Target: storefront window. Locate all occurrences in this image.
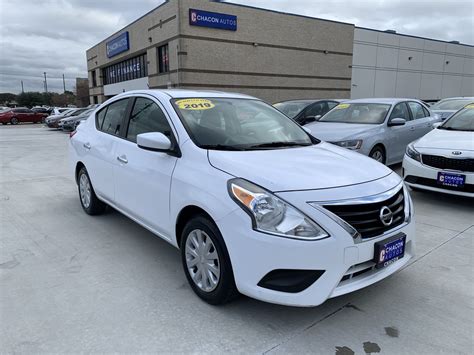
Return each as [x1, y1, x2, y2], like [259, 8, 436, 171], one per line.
[102, 53, 147, 85]
[158, 44, 169, 73]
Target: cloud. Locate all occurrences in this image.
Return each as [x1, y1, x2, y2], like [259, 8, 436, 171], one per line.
[0, 0, 472, 93]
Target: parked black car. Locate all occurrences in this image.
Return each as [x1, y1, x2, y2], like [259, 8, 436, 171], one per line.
[273, 99, 342, 125]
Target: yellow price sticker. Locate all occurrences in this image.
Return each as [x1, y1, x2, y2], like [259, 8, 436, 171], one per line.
[335, 103, 350, 109]
[176, 99, 215, 110]
[464, 103, 474, 109]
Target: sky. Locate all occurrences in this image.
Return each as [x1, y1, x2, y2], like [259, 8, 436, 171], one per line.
[0, 0, 472, 94]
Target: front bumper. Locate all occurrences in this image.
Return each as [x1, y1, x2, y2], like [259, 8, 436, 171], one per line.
[216, 181, 415, 307]
[403, 155, 474, 197]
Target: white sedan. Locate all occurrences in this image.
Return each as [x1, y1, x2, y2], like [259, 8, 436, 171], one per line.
[403, 104, 474, 197]
[70, 89, 415, 307]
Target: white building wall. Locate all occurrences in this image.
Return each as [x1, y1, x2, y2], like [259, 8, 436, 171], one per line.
[351, 28, 474, 100]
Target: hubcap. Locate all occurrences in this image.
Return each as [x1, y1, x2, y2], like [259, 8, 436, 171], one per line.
[371, 150, 383, 162]
[185, 229, 220, 292]
[79, 173, 91, 208]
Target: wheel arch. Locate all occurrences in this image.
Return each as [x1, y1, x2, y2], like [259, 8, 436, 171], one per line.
[175, 205, 216, 249]
[75, 161, 86, 185]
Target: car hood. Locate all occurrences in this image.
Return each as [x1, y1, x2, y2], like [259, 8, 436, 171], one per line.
[208, 142, 393, 192]
[414, 128, 474, 151]
[305, 122, 378, 141]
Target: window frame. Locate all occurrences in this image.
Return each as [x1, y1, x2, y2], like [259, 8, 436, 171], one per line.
[158, 44, 170, 74]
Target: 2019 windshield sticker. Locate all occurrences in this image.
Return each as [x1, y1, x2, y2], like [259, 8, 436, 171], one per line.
[465, 104, 474, 109]
[335, 104, 350, 109]
[176, 99, 215, 110]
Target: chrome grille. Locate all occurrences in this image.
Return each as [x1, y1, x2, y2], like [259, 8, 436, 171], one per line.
[324, 188, 405, 239]
[422, 155, 474, 172]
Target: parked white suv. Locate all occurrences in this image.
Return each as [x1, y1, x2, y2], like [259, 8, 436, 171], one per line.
[70, 90, 415, 307]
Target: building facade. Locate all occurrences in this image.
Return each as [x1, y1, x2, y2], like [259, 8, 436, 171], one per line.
[351, 27, 474, 100]
[87, 0, 473, 104]
[86, 0, 354, 104]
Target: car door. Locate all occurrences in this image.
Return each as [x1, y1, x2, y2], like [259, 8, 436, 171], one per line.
[84, 98, 131, 202]
[114, 96, 179, 238]
[386, 102, 419, 162]
[407, 101, 435, 137]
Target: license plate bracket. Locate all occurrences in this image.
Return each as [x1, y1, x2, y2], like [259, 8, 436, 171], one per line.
[373, 233, 406, 269]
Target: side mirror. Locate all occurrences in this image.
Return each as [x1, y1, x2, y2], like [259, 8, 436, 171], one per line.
[388, 118, 406, 127]
[302, 126, 312, 134]
[137, 132, 172, 152]
[304, 115, 317, 123]
[432, 122, 442, 129]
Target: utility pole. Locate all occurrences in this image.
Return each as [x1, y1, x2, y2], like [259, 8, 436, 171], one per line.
[43, 72, 48, 93]
[62, 74, 66, 93]
[21, 80, 24, 93]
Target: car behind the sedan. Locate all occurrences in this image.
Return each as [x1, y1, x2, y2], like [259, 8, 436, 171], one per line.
[70, 90, 415, 307]
[306, 98, 440, 165]
[403, 104, 474, 197]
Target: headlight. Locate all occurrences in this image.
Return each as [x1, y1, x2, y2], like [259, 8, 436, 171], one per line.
[228, 178, 329, 240]
[406, 143, 421, 162]
[331, 139, 363, 150]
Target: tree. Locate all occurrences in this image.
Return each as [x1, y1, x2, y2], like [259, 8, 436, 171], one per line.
[17, 92, 45, 107]
[0, 93, 17, 105]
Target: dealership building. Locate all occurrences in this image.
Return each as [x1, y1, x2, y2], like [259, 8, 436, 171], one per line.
[86, 0, 473, 104]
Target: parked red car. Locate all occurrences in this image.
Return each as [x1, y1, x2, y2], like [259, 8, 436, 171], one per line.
[0, 108, 47, 125]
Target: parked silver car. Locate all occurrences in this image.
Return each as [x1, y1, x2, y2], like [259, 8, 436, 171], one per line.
[306, 98, 440, 165]
[430, 97, 474, 120]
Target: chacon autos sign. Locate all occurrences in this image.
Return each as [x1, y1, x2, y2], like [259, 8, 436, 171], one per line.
[106, 32, 130, 58]
[189, 9, 237, 31]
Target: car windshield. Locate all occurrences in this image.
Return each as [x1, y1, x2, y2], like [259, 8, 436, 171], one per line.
[439, 105, 474, 131]
[76, 109, 94, 118]
[0, 108, 11, 113]
[431, 99, 474, 111]
[319, 103, 391, 124]
[273, 100, 314, 118]
[172, 98, 314, 150]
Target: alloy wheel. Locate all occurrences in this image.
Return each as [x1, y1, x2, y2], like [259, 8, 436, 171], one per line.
[185, 229, 221, 292]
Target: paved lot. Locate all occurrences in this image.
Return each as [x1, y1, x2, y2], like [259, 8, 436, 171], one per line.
[1, 124, 473, 354]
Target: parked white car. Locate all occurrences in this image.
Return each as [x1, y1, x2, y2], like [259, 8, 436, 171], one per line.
[70, 90, 415, 307]
[306, 99, 440, 165]
[430, 97, 474, 120]
[403, 104, 474, 197]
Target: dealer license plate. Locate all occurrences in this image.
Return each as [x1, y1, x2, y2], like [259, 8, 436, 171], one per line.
[437, 172, 465, 188]
[374, 233, 406, 269]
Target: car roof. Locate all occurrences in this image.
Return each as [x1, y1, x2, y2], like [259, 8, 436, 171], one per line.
[437, 97, 474, 101]
[119, 89, 256, 100]
[343, 98, 422, 105]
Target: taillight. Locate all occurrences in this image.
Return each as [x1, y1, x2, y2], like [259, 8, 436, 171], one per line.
[69, 130, 77, 138]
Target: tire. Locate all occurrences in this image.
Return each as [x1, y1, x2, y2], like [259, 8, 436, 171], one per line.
[180, 215, 239, 305]
[77, 167, 106, 215]
[10, 117, 19, 125]
[369, 145, 386, 164]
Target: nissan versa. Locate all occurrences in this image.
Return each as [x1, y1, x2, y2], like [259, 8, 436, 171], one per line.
[69, 90, 415, 307]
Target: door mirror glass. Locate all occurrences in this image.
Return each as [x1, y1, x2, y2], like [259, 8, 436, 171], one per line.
[137, 132, 172, 151]
[388, 118, 406, 127]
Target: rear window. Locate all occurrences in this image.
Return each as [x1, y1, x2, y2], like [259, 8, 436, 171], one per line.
[431, 99, 474, 111]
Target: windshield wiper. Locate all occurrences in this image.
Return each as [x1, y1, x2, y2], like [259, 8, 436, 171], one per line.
[247, 141, 312, 149]
[200, 144, 246, 151]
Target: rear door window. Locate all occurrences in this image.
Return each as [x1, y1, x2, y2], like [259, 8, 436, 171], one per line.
[98, 99, 129, 136]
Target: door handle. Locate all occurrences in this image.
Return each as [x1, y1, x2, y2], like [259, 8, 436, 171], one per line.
[409, 127, 415, 131]
[83, 142, 91, 150]
[117, 155, 128, 164]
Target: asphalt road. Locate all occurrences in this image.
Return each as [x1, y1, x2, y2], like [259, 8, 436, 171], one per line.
[1, 124, 473, 354]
